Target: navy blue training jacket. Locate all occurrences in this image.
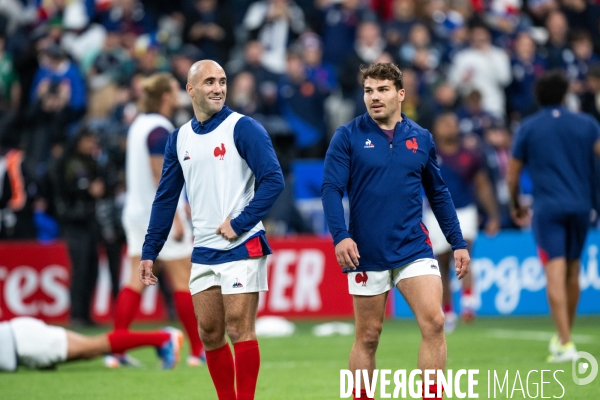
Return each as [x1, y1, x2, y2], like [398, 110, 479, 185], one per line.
[322, 113, 467, 272]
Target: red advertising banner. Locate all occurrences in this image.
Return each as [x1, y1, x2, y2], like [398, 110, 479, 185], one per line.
[259, 236, 354, 318]
[0, 237, 380, 323]
[0, 242, 71, 323]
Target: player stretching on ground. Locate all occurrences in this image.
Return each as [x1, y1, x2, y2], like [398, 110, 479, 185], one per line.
[322, 63, 470, 400]
[140, 60, 284, 400]
[508, 70, 600, 362]
[0, 317, 183, 371]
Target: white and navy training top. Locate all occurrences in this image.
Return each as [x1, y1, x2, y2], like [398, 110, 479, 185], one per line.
[141, 106, 284, 265]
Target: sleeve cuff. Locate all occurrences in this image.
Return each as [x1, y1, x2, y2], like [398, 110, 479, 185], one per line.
[450, 239, 468, 251]
[230, 219, 244, 236]
[333, 231, 351, 247]
[141, 252, 158, 263]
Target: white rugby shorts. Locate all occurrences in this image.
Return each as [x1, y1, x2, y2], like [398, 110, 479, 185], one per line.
[422, 204, 478, 255]
[348, 258, 441, 296]
[123, 218, 193, 261]
[10, 317, 67, 369]
[189, 256, 268, 295]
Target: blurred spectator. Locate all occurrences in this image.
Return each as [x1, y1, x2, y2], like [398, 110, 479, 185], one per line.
[506, 30, 546, 120]
[440, 11, 470, 64]
[107, 73, 146, 137]
[227, 71, 263, 116]
[87, 28, 135, 120]
[315, 0, 375, 68]
[0, 0, 28, 37]
[243, 0, 306, 73]
[0, 139, 37, 240]
[236, 40, 281, 115]
[90, 28, 135, 87]
[397, 67, 436, 131]
[50, 128, 104, 327]
[0, 28, 20, 128]
[398, 23, 442, 71]
[25, 44, 87, 177]
[339, 21, 387, 99]
[60, 1, 107, 73]
[300, 32, 337, 93]
[561, 0, 600, 46]
[540, 10, 570, 69]
[38, 0, 69, 26]
[448, 21, 511, 117]
[14, 26, 51, 123]
[133, 34, 170, 76]
[183, 0, 234, 64]
[565, 30, 598, 96]
[580, 64, 600, 121]
[484, 0, 533, 49]
[399, 23, 445, 89]
[431, 80, 459, 114]
[525, 0, 558, 26]
[94, 124, 127, 300]
[384, 0, 420, 52]
[482, 119, 517, 229]
[278, 52, 328, 158]
[99, 0, 156, 36]
[455, 89, 495, 138]
[171, 44, 201, 89]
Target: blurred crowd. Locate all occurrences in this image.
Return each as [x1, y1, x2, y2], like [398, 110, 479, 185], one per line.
[1, 0, 600, 247]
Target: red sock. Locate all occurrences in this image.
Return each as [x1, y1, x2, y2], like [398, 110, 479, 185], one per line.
[173, 291, 204, 357]
[423, 383, 443, 399]
[462, 287, 473, 296]
[353, 389, 373, 399]
[113, 287, 141, 330]
[234, 340, 260, 400]
[443, 303, 453, 313]
[205, 344, 236, 400]
[107, 330, 170, 353]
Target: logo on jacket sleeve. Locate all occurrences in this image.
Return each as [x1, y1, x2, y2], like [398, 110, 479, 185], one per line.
[406, 138, 418, 153]
[355, 272, 368, 286]
[183, 151, 191, 161]
[214, 143, 226, 160]
[364, 139, 375, 148]
[233, 278, 243, 288]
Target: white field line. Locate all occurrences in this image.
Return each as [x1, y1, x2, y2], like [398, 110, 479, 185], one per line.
[261, 360, 341, 369]
[486, 329, 596, 343]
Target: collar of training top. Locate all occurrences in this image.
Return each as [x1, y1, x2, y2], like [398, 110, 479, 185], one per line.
[191, 106, 233, 134]
[0, 322, 17, 372]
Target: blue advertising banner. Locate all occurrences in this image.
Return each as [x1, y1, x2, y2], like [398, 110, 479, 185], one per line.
[394, 230, 600, 317]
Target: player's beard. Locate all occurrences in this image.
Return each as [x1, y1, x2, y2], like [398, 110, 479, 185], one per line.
[370, 102, 397, 123]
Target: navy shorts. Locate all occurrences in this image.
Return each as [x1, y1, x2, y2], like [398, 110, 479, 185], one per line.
[532, 211, 590, 264]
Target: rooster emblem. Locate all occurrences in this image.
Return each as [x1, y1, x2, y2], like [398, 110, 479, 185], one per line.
[406, 138, 418, 153]
[214, 143, 226, 160]
[355, 272, 368, 286]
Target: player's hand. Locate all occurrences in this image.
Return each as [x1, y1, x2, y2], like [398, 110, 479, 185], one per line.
[454, 249, 470, 280]
[484, 216, 501, 237]
[139, 260, 158, 286]
[216, 217, 238, 241]
[510, 205, 531, 227]
[335, 238, 360, 271]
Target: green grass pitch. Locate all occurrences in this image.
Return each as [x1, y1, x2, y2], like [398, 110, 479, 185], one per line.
[1, 316, 598, 399]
